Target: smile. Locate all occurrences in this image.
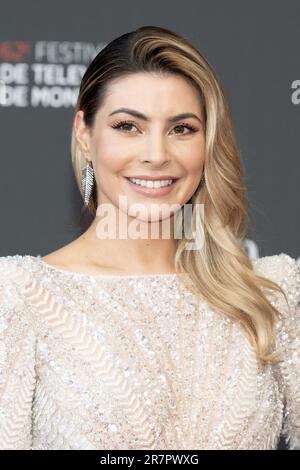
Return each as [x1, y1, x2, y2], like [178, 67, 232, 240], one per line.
[124, 177, 180, 197]
[128, 177, 174, 188]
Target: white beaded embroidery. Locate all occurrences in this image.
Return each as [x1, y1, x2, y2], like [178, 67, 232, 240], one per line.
[0, 252, 299, 450]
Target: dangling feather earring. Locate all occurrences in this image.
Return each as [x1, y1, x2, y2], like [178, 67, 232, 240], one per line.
[81, 160, 94, 206]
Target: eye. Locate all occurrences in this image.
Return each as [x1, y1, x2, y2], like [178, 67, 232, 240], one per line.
[111, 120, 198, 135]
[172, 123, 198, 135]
[111, 120, 138, 132]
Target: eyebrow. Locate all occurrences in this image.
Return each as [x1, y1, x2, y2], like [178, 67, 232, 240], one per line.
[108, 107, 202, 124]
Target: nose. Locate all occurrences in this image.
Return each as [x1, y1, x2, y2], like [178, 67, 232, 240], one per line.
[140, 133, 170, 166]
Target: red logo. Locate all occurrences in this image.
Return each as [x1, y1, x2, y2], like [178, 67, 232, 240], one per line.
[0, 41, 31, 61]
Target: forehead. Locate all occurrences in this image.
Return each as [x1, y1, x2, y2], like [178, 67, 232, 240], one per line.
[97, 72, 203, 118]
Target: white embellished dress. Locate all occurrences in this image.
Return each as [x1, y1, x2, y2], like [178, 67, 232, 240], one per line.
[0, 253, 299, 450]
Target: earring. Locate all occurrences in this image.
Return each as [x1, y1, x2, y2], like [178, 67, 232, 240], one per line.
[81, 160, 94, 206]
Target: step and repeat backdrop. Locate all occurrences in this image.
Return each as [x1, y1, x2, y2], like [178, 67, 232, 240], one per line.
[0, 0, 299, 266]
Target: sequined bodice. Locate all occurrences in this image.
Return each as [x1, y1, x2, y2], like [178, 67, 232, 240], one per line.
[0, 253, 299, 450]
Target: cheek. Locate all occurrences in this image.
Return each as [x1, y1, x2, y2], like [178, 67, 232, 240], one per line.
[178, 139, 205, 174]
[181, 154, 204, 176]
[93, 145, 127, 173]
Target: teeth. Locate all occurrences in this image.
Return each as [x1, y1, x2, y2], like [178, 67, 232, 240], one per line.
[128, 178, 173, 188]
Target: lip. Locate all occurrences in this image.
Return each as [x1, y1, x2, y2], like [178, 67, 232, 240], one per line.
[125, 175, 179, 181]
[124, 176, 180, 197]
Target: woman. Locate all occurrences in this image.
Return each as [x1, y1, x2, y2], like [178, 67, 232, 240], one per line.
[0, 25, 299, 450]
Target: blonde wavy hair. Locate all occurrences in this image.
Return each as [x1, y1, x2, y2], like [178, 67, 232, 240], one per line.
[71, 25, 289, 365]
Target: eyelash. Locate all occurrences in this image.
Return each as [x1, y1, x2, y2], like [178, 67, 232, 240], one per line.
[111, 120, 198, 135]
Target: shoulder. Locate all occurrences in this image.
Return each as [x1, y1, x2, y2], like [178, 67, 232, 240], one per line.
[0, 255, 42, 347]
[252, 253, 300, 305]
[0, 254, 32, 276]
[252, 253, 300, 330]
[0, 255, 34, 311]
[252, 252, 299, 278]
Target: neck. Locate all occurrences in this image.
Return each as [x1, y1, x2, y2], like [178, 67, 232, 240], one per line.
[77, 206, 178, 275]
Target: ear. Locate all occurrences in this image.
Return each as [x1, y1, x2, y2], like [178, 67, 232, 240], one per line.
[73, 110, 92, 161]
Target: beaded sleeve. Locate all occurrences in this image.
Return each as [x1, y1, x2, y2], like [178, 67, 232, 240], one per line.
[260, 254, 300, 449]
[276, 255, 300, 449]
[0, 258, 37, 450]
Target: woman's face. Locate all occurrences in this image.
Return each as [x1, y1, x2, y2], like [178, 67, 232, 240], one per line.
[74, 72, 205, 223]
